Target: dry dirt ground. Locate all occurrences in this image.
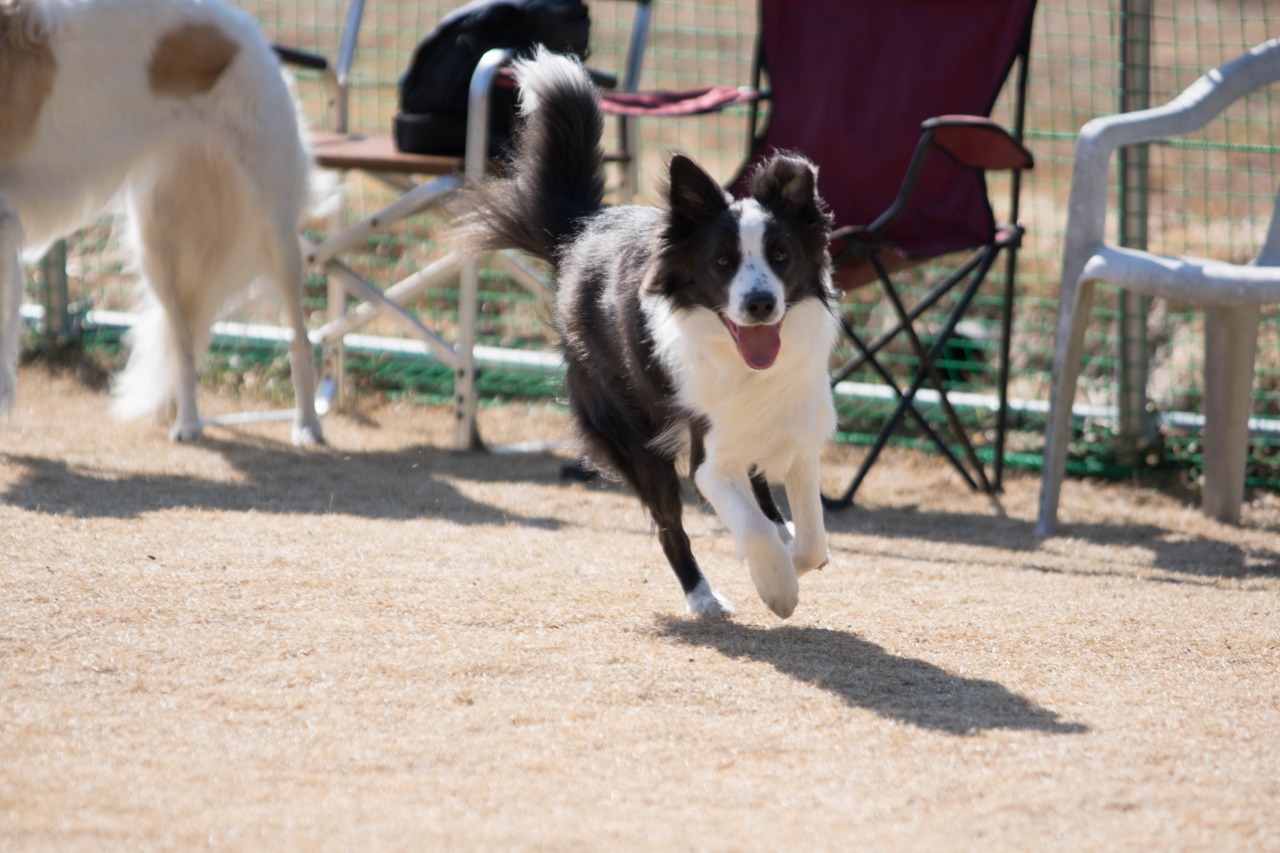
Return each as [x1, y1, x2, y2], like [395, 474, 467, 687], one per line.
[2, 365, 1278, 851]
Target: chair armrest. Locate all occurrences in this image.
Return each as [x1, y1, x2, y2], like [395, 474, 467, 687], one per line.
[464, 48, 517, 182]
[273, 45, 329, 71]
[273, 43, 345, 131]
[924, 115, 1033, 171]
[862, 114, 1032, 237]
[271, 0, 366, 132]
[586, 68, 618, 90]
[1080, 244, 1280, 304]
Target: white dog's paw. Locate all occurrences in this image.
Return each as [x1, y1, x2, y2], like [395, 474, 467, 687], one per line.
[292, 419, 325, 447]
[795, 553, 829, 578]
[685, 579, 735, 619]
[746, 534, 799, 619]
[169, 420, 204, 442]
[789, 521, 829, 577]
[793, 540, 830, 578]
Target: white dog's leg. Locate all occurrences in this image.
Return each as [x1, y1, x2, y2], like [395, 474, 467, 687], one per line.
[785, 452, 829, 577]
[269, 224, 323, 446]
[0, 205, 23, 414]
[168, 321, 203, 443]
[695, 459, 798, 619]
[118, 191, 204, 443]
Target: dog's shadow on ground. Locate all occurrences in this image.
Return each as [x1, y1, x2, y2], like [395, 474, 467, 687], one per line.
[655, 615, 1088, 736]
[0, 434, 572, 529]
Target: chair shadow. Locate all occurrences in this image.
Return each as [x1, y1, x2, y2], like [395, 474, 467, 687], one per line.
[820, 502, 1280, 580]
[0, 434, 571, 529]
[655, 616, 1088, 736]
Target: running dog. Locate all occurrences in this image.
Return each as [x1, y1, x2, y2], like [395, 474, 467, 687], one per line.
[459, 49, 839, 618]
[0, 0, 323, 444]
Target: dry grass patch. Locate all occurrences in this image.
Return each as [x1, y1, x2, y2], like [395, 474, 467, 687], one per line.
[1, 366, 1278, 850]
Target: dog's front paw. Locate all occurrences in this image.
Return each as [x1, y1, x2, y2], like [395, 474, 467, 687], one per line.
[790, 524, 829, 578]
[746, 534, 798, 619]
[793, 542, 830, 578]
[795, 552, 829, 578]
[292, 419, 325, 447]
[169, 421, 204, 443]
[685, 579, 735, 619]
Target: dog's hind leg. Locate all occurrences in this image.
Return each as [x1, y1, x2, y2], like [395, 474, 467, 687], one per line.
[119, 279, 204, 443]
[263, 220, 323, 446]
[575, 400, 734, 618]
[114, 144, 247, 441]
[648, 467, 735, 619]
[113, 219, 205, 441]
[0, 204, 23, 414]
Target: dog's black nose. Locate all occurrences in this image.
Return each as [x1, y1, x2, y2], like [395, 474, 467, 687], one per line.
[743, 291, 777, 321]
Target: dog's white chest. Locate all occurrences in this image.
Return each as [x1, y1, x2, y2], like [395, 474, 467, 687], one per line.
[646, 295, 838, 473]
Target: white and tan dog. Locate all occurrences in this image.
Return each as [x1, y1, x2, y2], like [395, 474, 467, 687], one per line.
[0, 0, 323, 444]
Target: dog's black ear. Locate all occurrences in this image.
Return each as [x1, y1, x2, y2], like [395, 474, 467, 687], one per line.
[666, 153, 729, 227]
[750, 154, 822, 221]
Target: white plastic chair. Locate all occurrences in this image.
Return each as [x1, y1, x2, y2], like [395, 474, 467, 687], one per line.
[1037, 38, 1280, 537]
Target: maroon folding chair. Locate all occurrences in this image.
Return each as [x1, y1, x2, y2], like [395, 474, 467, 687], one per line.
[732, 0, 1038, 509]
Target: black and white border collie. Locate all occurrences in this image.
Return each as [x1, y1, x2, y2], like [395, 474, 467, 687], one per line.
[459, 49, 839, 619]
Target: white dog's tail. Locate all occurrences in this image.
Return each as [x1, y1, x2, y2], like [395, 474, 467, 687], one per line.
[109, 294, 184, 422]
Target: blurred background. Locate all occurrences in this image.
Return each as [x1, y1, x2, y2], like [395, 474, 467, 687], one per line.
[24, 0, 1280, 490]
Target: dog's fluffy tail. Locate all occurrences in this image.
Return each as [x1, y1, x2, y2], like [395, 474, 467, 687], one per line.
[454, 46, 605, 265]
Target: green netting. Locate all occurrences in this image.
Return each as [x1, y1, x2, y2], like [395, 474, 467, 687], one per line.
[21, 0, 1280, 490]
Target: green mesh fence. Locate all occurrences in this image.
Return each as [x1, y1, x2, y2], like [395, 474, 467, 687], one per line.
[22, 0, 1280, 489]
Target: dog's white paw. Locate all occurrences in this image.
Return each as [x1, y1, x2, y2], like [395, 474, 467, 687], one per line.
[789, 523, 829, 578]
[795, 552, 829, 578]
[746, 533, 798, 619]
[793, 539, 829, 578]
[169, 421, 204, 443]
[685, 579, 735, 619]
[292, 420, 325, 447]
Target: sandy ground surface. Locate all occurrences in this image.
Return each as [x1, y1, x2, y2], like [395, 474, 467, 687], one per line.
[2, 365, 1278, 851]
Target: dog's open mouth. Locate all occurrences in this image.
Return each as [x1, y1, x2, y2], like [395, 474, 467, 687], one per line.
[721, 315, 782, 370]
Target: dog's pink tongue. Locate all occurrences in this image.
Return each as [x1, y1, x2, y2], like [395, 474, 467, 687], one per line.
[735, 322, 782, 370]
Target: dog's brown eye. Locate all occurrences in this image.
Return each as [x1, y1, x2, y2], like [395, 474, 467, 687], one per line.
[772, 250, 789, 262]
[715, 255, 731, 267]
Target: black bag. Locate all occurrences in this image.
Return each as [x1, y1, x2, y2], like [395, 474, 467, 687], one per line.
[394, 0, 590, 156]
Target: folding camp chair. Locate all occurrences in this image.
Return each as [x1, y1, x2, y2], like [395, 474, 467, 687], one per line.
[276, 0, 674, 450]
[730, 0, 1037, 508]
